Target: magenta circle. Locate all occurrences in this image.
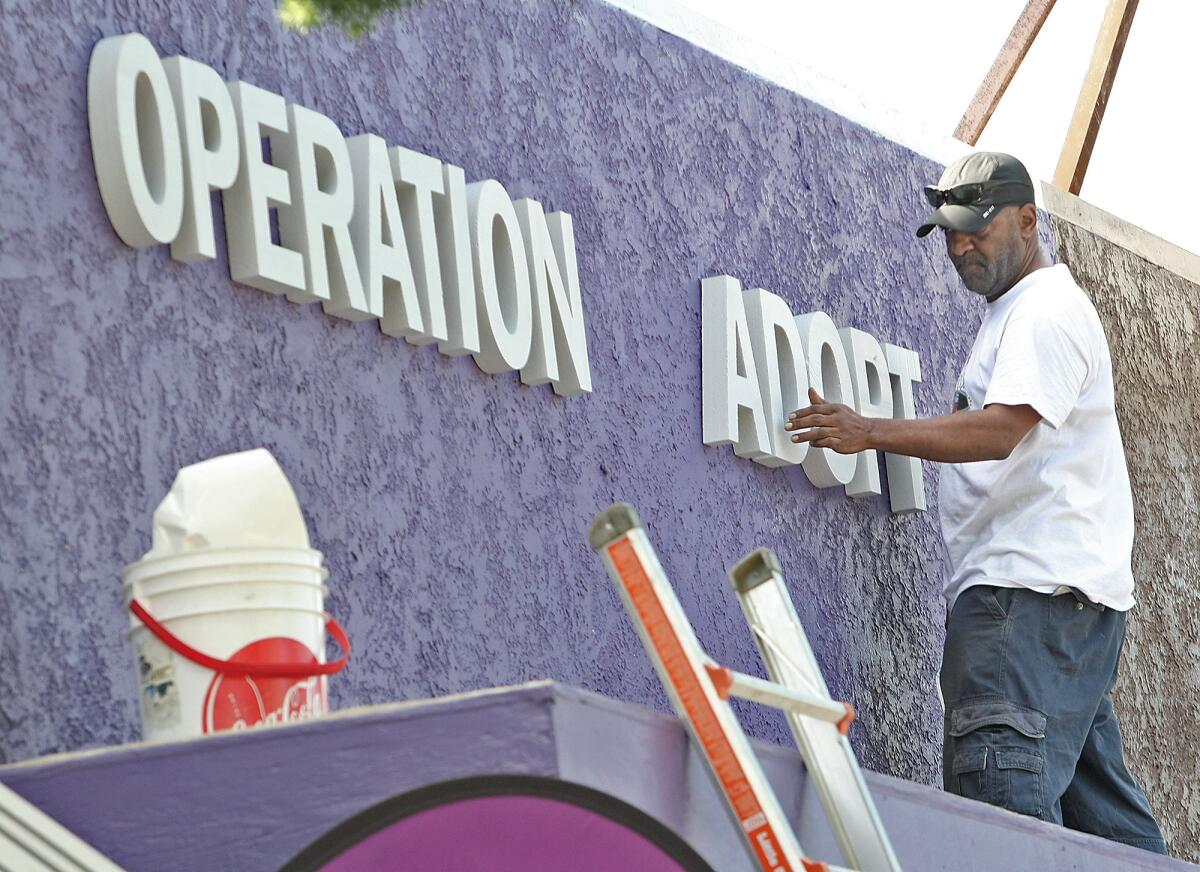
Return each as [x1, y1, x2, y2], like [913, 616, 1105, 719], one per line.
[280, 775, 714, 872]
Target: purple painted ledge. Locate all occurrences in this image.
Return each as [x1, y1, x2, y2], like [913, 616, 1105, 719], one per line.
[0, 681, 1193, 871]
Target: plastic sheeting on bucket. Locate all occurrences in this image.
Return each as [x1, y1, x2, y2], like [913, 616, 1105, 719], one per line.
[144, 449, 311, 558]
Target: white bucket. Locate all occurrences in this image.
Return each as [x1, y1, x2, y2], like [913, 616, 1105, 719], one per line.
[123, 547, 346, 742]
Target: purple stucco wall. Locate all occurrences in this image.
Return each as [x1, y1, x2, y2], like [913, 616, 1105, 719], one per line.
[0, 0, 993, 779]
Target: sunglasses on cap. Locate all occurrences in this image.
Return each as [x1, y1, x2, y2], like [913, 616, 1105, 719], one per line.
[922, 181, 1030, 208]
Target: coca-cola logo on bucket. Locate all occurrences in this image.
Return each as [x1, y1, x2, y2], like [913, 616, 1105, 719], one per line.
[202, 637, 328, 732]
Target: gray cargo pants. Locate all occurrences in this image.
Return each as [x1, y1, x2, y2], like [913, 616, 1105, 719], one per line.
[941, 584, 1166, 854]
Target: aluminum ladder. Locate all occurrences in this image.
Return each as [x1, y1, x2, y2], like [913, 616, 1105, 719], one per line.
[588, 502, 902, 872]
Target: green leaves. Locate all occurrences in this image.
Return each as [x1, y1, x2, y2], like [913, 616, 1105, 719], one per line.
[277, 0, 421, 37]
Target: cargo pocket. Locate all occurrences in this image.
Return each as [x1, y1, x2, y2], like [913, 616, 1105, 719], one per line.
[949, 699, 1046, 819]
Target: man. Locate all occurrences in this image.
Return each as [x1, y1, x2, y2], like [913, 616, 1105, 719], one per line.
[786, 152, 1166, 853]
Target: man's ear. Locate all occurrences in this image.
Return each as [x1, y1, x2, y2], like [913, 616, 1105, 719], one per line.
[1018, 202, 1039, 239]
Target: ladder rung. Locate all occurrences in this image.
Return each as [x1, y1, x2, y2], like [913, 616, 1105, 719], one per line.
[706, 664, 857, 736]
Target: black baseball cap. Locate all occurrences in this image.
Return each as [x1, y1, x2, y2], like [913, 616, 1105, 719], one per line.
[916, 152, 1036, 238]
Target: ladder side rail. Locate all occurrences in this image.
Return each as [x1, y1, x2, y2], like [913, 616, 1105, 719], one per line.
[732, 555, 903, 872]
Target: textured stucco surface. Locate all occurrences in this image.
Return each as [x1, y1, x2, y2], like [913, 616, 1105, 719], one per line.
[1051, 212, 1200, 862]
[0, 0, 988, 787]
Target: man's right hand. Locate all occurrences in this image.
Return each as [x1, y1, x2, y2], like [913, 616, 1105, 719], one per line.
[786, 388, 877, 454]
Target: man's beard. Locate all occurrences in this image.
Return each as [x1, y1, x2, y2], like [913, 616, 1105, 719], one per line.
[952, 243, 1023, 298]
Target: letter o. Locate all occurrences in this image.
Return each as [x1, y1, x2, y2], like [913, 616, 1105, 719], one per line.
[88, 33, 185, 247]
[795, 311, 858, 488]
[468, 179, 533, 374]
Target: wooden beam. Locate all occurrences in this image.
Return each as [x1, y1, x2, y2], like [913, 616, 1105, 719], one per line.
[1053, 0, 1140, 194]
[954, 0, 1058, 145]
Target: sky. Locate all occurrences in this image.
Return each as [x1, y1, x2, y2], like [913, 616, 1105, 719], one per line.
[669, 0, 1200, 256]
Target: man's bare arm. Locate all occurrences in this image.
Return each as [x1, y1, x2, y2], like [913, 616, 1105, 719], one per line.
[786, 388, 1041, 463]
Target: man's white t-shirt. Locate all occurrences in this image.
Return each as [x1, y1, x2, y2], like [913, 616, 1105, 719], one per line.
[938, 263, 1136, 611]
